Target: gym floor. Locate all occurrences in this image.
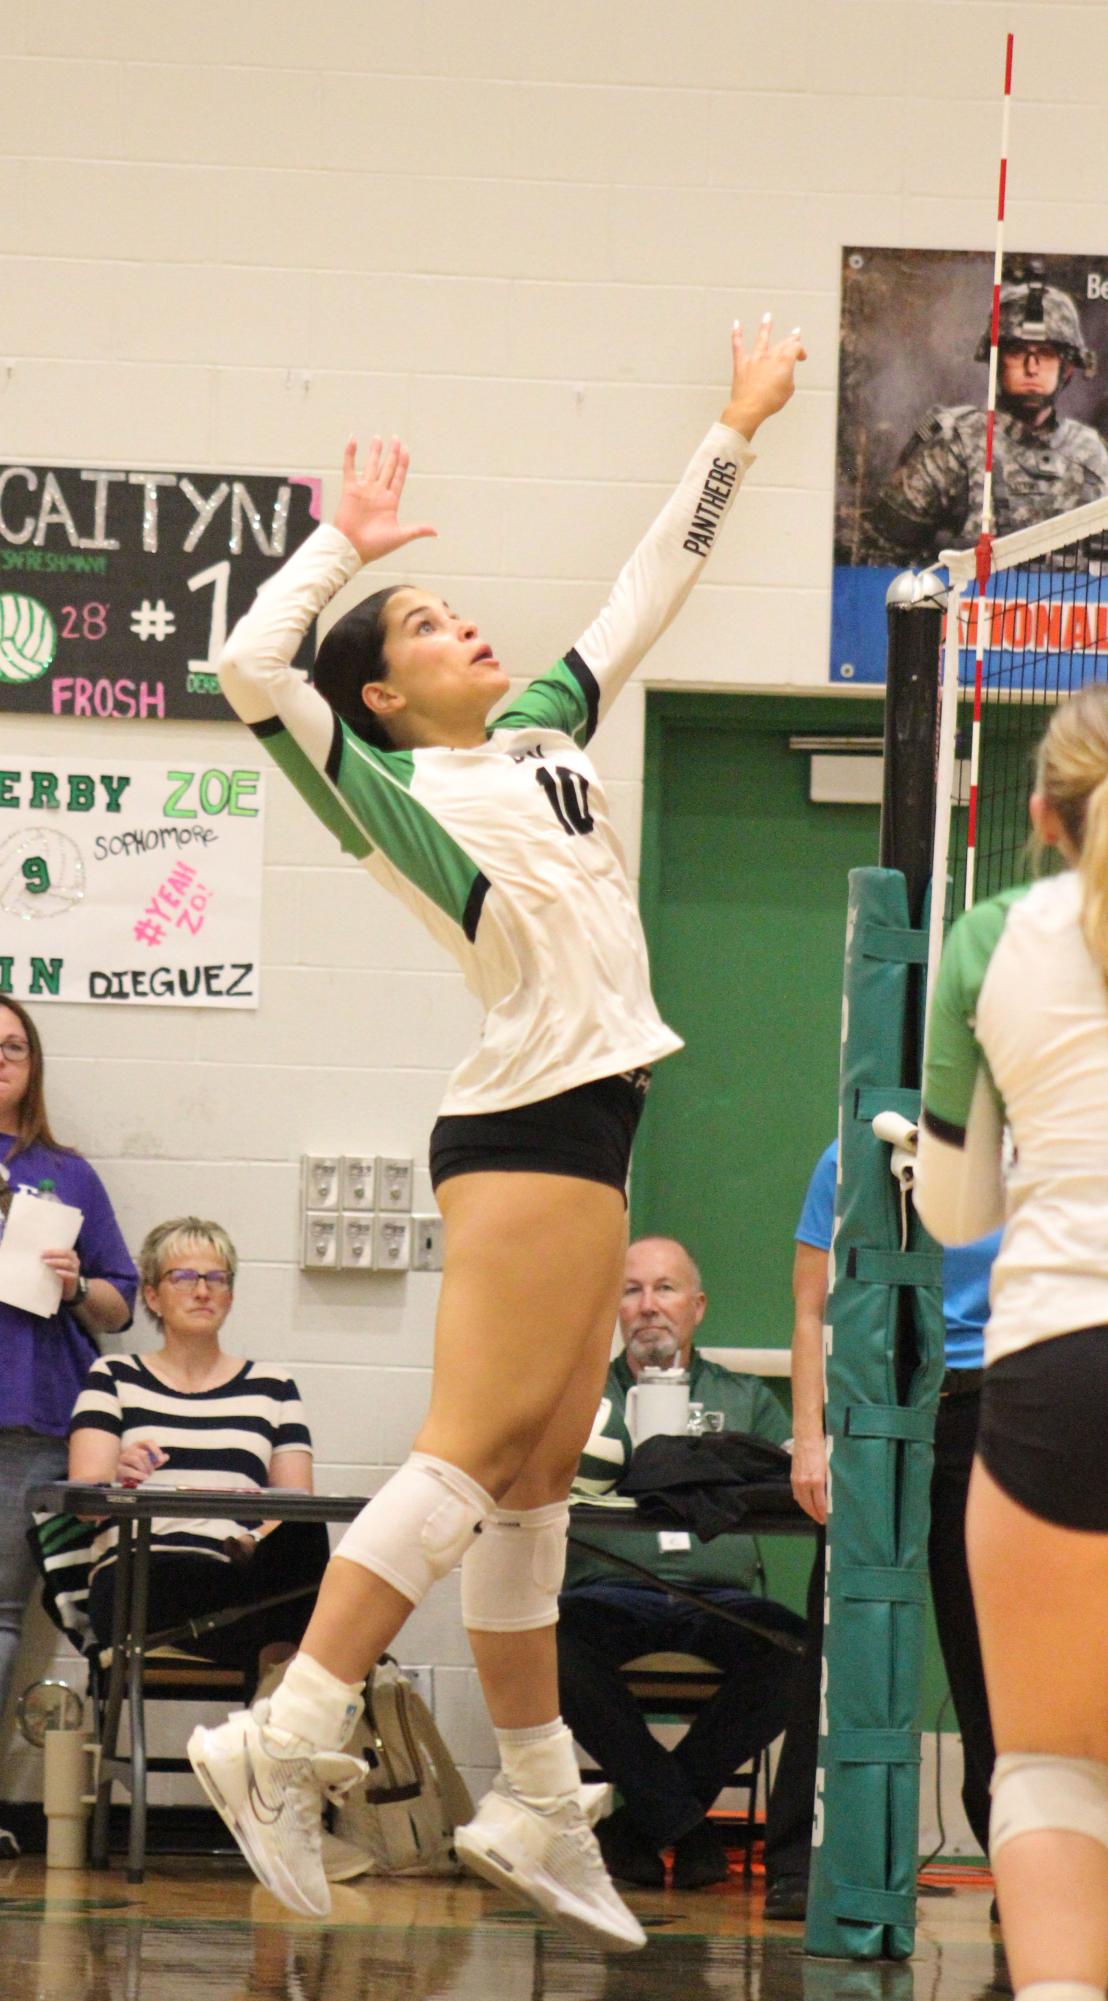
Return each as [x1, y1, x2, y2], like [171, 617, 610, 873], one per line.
[0, 1855, 1007, 2001]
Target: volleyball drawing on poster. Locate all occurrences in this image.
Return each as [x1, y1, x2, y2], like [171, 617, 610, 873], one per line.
[831, 248, 1108, 683]
[0, 760, 264, 1008]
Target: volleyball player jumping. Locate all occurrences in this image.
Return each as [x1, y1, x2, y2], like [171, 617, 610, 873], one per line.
[917, 687, 1108, 2001]
[189, 317, 804, 1951]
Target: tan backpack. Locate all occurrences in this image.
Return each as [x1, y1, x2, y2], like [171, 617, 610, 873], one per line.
[333, 1658, 474, 1876]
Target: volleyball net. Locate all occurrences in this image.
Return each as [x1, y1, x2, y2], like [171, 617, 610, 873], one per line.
[929, 492, 1108, 977]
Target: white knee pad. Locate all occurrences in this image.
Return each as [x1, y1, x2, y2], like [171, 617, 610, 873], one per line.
[335, 1453, 494, 1607]
[460, 1501, 569, 1632]
[990, 1753, 1108, 1858]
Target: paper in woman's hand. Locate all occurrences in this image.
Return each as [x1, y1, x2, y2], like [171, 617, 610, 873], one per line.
[0, 1190, 83, 1316]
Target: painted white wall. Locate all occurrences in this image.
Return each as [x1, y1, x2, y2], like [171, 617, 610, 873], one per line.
[2, 0, 1100, 1827]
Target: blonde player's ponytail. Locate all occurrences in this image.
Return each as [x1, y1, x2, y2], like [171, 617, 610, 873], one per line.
[1078, 771, 1108, 982]
[1035, 686, 1108, 981]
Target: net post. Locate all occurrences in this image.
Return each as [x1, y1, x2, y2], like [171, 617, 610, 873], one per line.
[881, 570, 945, 1081]
[928, 576, 967, 1003]
[804, 582, 949, 1960]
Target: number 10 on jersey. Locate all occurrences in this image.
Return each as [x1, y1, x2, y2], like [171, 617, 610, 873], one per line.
[536, 765, 594, 836]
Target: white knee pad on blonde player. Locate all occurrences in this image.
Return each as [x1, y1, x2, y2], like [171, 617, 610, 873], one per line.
[460, 1501, 569, 1632]
[335, 1452, 494, 1607]
[990, 1753, 1108, 1857]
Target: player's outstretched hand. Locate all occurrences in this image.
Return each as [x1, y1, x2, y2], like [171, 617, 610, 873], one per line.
[333, 435, 437, 564]
[723, 315, 806, 441]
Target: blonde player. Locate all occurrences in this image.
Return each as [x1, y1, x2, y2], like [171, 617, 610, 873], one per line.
[916, 686, 1108, 2001]
[188, 319, 804, 1951]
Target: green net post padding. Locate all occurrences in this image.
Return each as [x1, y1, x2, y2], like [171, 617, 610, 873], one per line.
[804, 868, 947, 1961]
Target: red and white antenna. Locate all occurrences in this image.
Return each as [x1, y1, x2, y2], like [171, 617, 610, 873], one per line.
[964, 32, 1014, 909]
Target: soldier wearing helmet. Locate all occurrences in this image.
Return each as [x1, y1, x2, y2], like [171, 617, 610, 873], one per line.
[864, 276, 1108, 566]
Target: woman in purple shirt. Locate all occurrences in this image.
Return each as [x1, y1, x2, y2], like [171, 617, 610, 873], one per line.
[0, 998, 136, 1852]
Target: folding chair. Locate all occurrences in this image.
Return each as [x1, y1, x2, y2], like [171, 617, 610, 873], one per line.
[30, 1507, 309, 1881]
[618, 1651, 768, 1877]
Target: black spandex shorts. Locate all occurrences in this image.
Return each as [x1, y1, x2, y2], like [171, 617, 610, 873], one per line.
[977, 1323, 1108, 1532]
[429, 1068, 651, 1198]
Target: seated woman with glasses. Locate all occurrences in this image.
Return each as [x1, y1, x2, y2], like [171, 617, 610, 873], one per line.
[68, 1216, 330, 1693]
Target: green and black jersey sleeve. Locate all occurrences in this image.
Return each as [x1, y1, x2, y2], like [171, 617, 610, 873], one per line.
[325, 724, 490, 941]
[493, 653, 598, 745]
[494, 421, 754, 746]
[922, 889, 1022, 1143]
[916, 886, 1025, 1245]
[220, 524, 489, 941]
[219, 524, 374, 857]
[254, 715, 373, 861]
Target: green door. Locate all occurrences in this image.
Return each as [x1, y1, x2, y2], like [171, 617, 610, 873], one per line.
[633, 692, 884, 1343]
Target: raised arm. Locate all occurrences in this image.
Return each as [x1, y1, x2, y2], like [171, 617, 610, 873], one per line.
[218, 439, 436, 841]
[569, 317, 805, 733]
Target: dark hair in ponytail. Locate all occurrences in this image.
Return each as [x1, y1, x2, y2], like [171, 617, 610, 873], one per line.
[312, 586, 408, 751]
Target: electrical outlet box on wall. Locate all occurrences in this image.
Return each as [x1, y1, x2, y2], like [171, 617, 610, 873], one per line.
[410, 1216, 444, 1271]
[371, 1213, 411, 1271]
[301, 1156, 340, 1211]
[302, 1212, 339, 1268]
[376, 1157, 413, 1212]
[341, 1157, 375, 1211]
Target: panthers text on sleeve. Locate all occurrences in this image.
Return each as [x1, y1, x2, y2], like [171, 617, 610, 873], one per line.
[219, 424, 754, 1114]
[918, 871, 1108, 1363]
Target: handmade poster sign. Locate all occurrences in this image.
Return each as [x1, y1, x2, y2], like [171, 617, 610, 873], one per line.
[0, 758, 264, 1008]
[0, 464, 319, 720]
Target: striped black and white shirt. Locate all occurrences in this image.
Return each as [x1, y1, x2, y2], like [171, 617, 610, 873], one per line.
[69, 1354, 313, 1574]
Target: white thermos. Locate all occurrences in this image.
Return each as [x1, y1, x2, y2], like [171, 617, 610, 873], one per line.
[625, 1365, 691, 1448]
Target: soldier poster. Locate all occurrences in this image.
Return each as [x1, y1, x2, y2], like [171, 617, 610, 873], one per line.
[0, 466, 320, 719]
[0, 758, 264, 1008]
[832, 248, 1108, 682]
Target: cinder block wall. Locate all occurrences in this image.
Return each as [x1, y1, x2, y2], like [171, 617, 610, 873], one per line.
[2, 0, 1100, 1811]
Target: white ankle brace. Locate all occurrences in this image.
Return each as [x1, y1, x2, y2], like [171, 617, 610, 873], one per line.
[496, 1721, 580, 1801]
[265, 1651, 364, 1750]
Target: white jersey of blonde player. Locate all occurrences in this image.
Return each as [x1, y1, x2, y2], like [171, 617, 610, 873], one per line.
[220, 424, 753, 1116]
[917, 868, 1108, 1364]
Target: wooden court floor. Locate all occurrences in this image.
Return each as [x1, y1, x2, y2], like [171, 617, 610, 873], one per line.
[0, 1854, 1009, 2001]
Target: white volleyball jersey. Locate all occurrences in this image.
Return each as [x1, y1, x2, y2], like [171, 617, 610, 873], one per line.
[220, 423, 754, 1115]
[920, 870, 1108, 1362]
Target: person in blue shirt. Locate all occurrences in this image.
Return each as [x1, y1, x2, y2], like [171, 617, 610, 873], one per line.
[790, 1140, 1000, 1880]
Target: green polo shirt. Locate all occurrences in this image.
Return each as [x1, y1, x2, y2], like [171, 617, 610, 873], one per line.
[565, 1349, 790, 1593]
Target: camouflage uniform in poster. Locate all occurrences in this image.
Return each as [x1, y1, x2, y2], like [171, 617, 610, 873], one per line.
[865, 281, 1108, 566]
